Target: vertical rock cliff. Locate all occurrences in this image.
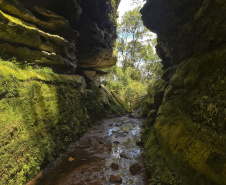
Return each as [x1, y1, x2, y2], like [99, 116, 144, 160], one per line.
[0, 0, 124, 184]
[141, 0, 226, 184]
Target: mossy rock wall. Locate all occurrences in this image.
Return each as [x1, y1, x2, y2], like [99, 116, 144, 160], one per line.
[0, 62, 90, 184]
[141, 0, 226, 184]
[144, 46, 226, 185]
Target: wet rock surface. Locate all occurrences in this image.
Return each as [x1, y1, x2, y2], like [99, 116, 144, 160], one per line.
[120, 153, 129, 159]
[109, 175, 122, 183]
[111, 162, 119, 170]
[129, 163, 142, 175]
[27, 116, 147, 185]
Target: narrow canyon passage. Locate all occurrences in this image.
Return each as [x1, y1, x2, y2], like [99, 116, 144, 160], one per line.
[1, 0, 225, 184]
[27, 114, 147, 185]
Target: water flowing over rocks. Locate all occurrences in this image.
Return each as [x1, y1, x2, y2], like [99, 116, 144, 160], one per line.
[27, 116, 147, 185]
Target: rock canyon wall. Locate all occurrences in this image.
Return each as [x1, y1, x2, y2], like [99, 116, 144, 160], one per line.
[141, 0, 226, 184]
[0, 0, 125, 184]
[1, 0, 225, 184]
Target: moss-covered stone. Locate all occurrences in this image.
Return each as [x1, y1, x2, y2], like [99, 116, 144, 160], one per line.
[141, 0, 226, 184]
[143, 46, 226, 185]
[0, 60, 90, 184]
[84, 83, 126, 120]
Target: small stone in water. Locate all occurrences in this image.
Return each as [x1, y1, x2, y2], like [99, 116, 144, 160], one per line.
[136, 140, 143, 146]
[113, 141, 120, 144]
[129, 163, 142, 175]
[120, 153, 128, 159]
[109, 174, 122, 183]
[76, 144, 90, 149]
[111, 162, 119, 170]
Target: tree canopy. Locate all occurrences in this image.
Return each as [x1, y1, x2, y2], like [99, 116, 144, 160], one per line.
[102, 4, 162, 109]
[117, 6, 149, 69]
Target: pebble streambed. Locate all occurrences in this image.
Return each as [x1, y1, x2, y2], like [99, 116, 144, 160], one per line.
[27, 115, 147, 185]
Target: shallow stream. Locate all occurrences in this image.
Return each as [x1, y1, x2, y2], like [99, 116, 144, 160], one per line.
[27, 115, 147, 185]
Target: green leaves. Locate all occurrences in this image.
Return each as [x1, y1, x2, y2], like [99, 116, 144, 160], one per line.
[103, 3, 163, 109]
[117, 5, 148, 68]
[102, 65, 147, 109]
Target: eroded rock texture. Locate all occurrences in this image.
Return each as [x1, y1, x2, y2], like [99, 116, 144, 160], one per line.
[141, 0, 226, 184]
[76, 0, 117, 69]
[0, 1, 123, 184]
[0, 0, 117, 73]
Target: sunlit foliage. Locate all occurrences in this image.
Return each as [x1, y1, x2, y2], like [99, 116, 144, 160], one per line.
[103, 4, 163, 109]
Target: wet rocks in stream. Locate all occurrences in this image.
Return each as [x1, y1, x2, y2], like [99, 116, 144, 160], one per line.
[113, 141, 120, 144]
[120, 153, 129, 159]
[76, 144, 91, 149]
[109, 174, 123, 183]
[27, 116, 147, 185]
[111, 162, 119, 170]
[129, 163, 142, 175]
[99, 140, 104, 144]
[136, 140, 143, 146]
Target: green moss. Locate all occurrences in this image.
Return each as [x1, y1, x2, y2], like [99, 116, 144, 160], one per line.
[142, 47, 226, 185]
[140, 79, 164, 120]
[107, 91, 127, 115]
[0, 59, 91, 184]
[84, 83, 126, 120]
[0, 59, 126, 184]
[84, 83, 106, 119]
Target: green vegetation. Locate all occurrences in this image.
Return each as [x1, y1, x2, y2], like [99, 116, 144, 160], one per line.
[0, 58, 125, 184]
[85, 83, 126, 119]
[102, 5, 162, 110]
[0, 58, 90, 184]
[141, 46, 226, 185]
[0, 57, 54, 74]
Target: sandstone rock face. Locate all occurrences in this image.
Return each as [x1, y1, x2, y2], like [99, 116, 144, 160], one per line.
[76, 0, 117, 69]
[0, 0, 117, 73]
[0, 0, 78, 73]
[18, 0, 82, 29]
[141, 0, 226, 185]
[141, 0, 226, 68]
